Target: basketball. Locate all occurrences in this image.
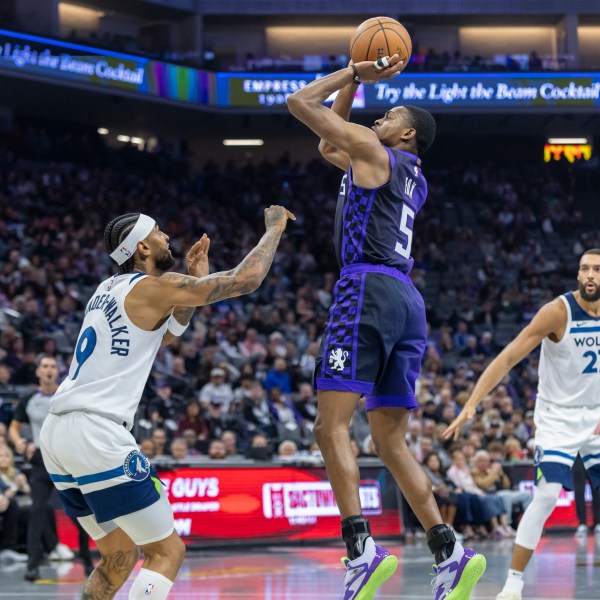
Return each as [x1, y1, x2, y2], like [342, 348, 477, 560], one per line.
[350, 16, 412, 66]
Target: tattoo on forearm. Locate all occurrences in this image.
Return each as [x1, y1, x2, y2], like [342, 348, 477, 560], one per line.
[81, 550, 136, 599]
[161, 227, 283, 305]
[172, 306, 195, 325]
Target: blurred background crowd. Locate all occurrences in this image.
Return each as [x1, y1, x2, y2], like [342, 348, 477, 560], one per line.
[0, 117, 599, 558]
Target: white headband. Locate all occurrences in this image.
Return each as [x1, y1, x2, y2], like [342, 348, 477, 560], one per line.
[109, 214, 156, 265]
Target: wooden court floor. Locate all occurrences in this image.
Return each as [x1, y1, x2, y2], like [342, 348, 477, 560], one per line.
[1, 535, 599, 599]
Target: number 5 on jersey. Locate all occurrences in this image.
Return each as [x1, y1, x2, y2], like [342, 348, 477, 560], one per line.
[395, 203, 415, 259]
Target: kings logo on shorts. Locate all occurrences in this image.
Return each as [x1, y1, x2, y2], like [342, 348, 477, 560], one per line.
[328, 348, 349, 372]
[124, 450, 150, 481]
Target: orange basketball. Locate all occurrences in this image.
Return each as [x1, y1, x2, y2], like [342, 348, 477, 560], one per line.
[350, 16, 412, 66]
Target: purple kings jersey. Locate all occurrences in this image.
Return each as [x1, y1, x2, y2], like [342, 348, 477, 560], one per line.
[333, 146, 427, 274]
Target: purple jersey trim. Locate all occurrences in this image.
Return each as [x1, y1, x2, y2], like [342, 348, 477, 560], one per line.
[341, 263, 413, 285]
[365, 394, 418, 411]
[352, 273, 366, 380]
[315, 378, 374, 395]
[358, 189, 377, 262]
[383, 145, 396, 169]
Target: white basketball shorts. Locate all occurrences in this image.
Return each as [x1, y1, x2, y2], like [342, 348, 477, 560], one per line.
[533, 398, 600, 490]
[40, 411, 174, 545]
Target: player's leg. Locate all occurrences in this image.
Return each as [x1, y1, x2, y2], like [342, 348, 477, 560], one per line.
[25, 462, 56, 580]
[572, 455, 589, 536]
[315, 390, 399, 600]
[80, 525, 139, 599]
[314, 271, 397, 599]
[369, 279, 485, 599]
[113, 490, 185, 599]
[314, 390, 362, 520]
[496, 477, 562, 600]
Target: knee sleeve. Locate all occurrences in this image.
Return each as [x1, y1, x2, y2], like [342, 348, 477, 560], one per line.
[515, 478, 562, 550]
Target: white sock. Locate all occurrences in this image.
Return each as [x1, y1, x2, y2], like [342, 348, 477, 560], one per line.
[128, 568, 174, 599]
[502, 569, 524, 594]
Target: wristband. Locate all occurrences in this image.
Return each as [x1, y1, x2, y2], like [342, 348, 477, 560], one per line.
[351, 64, 361, 84]
[168, 316, 189, 336]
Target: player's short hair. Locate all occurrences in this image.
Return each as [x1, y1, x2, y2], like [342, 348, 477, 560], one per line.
[404, 105, 436, 155]
[104, 213, 140, 275]
[582, 248, 600, 258]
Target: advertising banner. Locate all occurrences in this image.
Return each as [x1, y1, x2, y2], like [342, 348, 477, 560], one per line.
[55, 463, 592, 548]
[0, 29, 210, 105]
[216, 72, 600, 110]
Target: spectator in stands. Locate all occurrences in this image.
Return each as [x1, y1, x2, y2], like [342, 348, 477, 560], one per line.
[293, 382, 317, 425]
[139, 438, 156, 460]
[208, 439, 227, 460]
[176, 399, 209, 441]
[151, 428, 169, 457]
[0, 476, 27, 562]
[221, 430, 239, 457]
[0, 445, 30, 498]
[406, 419, 423, 461]
[422, 451, 480, 541]
[245, 434, 272, 460]
[170, 438, 189, 461]
[263, 357, 292, 394]
[447, 449, 511, 538]
[243, 382, 277, 438]
[471, 450, 531, 531]
[278, 440, 298, 458]
[199, 368, 234, 411]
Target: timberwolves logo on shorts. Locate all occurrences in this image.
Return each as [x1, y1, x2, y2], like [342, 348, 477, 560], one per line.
[124, 450, 150, 481]
[533, 446, 544, 466]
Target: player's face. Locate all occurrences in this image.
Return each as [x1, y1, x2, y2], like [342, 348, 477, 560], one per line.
[372, 106, 411, 145]
[577, 255, 600, 302]
[150, 225, 175, 272]
[36, 359, 58, 385]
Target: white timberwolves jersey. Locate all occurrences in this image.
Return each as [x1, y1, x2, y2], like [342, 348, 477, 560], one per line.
[50, 273, 169, 428]
[537, 292, 600, 408]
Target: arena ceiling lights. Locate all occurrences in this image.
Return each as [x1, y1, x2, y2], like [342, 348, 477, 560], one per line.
[547, 137, 589, 144]
[222, 139, 264, 146]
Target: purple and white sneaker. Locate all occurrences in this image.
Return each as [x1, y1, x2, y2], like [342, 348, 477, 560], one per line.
[430, 542, 486, 600]
[342, 537, 398, 600]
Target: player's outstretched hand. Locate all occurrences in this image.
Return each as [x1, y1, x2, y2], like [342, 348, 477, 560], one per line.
[354, 54, 404, 84]
[442, 404, 477, 442]
[264, 205, 296, 232]
[186, 233, 211, 278]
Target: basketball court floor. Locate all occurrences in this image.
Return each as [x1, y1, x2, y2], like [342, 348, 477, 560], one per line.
[1, 535, 599, 599]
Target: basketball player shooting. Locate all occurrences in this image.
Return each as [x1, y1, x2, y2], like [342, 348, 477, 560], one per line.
[287, 55, 485, 600]
[444, 250, 600, 600]
[39, 206, 294, 600]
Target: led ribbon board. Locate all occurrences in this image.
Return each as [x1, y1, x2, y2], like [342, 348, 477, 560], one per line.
[0, 29, 210, 105]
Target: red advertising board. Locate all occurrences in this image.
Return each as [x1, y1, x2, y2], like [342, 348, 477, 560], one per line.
[55, 463, 592, 548]
[159, 465, 400, 544]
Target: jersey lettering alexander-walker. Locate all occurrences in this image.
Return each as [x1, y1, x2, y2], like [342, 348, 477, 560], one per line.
[50, 273, 169, 428]
[537, 291, 600, 408]
[333, 146, 428, 274]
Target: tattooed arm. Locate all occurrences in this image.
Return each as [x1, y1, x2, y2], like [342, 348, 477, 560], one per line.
[161, 234, 210, 346]
[146, 205, 295, 310]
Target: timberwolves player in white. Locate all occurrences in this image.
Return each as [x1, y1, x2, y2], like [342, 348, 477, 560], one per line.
[445, 249, 600, 600]
[40, 206, 294, 599]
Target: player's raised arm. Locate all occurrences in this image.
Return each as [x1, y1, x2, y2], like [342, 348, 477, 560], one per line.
[287, 57, 403, 161]
[443, 299, 566, 441]
[146, 205, 295, 309]
[317, 65, 359, 171]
